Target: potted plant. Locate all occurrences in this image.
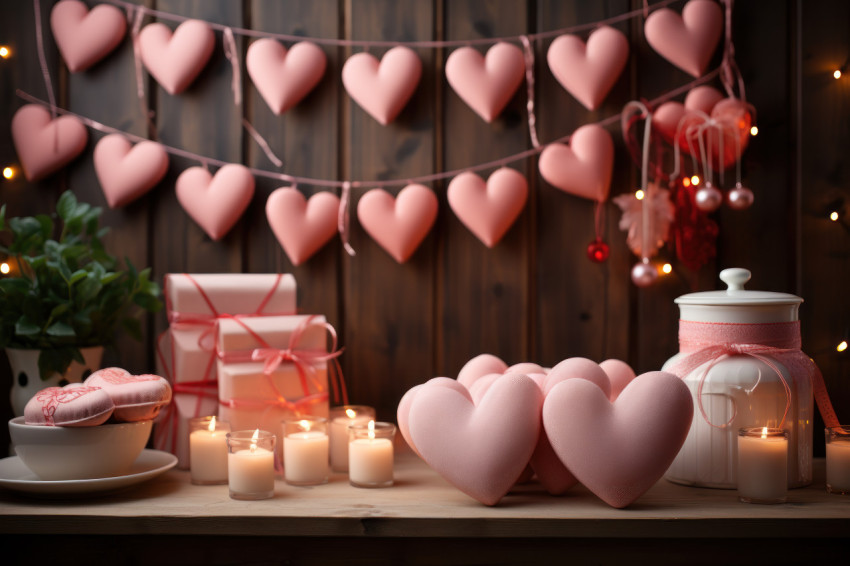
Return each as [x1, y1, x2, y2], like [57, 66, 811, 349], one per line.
[0, 191, 162, 415]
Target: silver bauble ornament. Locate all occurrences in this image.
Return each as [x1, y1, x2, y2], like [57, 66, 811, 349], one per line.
[695, 183, 723, 212]
[631, 261, 658, 287]
[727, 183, 754, 210]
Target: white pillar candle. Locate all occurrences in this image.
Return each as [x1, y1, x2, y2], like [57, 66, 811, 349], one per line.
[348, 420, 396, 488]
[189, 416, 230, 485]
[329, 405, 375, 472]
[226, 429, 276, 500]
[737, 427, 787, 504]
[284, 428, 329, 486]
[825, 426, 850, 495]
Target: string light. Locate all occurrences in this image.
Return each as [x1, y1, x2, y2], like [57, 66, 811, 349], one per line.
[635, 189, 645, 200]
[2, 166, 15, 180]
[830, 211, 840, 222]
[834, 69, 842, 79]
[749, 126, 758, 136]
[0, 46, 10, 59]
[690, 175, 700, 186]
[661, 263, 673, 275]
[838, 340, 848, 353]
[682, 177, 691, 188]
[0, 263, 9, 275]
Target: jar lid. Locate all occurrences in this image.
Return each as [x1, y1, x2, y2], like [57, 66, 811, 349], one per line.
[675, 268, 802, 306]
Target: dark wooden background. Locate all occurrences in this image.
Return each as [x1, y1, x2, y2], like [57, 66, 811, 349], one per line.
[1, 0, 848, 455]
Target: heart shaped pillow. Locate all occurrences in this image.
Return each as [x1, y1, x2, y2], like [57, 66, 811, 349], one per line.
[447, 168, 527, 248]
[397, 377, 471, 458]
[266, 187, 340, 265]
[652, 85, 724, 144]
[543, 371, 693, 508]
[50, 0, 126, 73]
[94, 134, 169, 208]
[175, 164, 255, 241]
[409, 373, 543, 505]
[247, 39, 327, 115]
[644, 0, 723, 78]
[11, 104, 88, 182]
[538, 124, 614, 202]
[24, 384, 114, 427]
[86, 368, 172, 422]
[547, 26, 629, 111]
[342, 46, 422, 125]
[357, 184, 438, 263]
[139, 19, 215, 95]
[456, 353, 508, 389]
[445, 42, 525, 123]
[599, 359, 636, 401]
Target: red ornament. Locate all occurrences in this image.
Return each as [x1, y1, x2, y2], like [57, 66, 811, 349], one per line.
[669, 177, 718, 271]
[587, 238, 610, 263]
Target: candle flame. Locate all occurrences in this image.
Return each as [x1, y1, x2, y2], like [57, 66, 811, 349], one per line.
[299, 419, 311, 431]
[345, 408, 357, 419]
[368, 419, 375, 440]
[761, 427, 768, 439]
[250, 428, 260, 452]
[208, 416, 216, 432]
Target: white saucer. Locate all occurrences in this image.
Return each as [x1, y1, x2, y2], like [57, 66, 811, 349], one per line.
[0, 449, 177, 496]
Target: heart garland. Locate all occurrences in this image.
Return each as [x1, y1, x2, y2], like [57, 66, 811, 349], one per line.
[644, 0, 723, 78]
[447, 168, 528, 248]
[11, 104, 88, 182]
[342, 46, 422, 126]
[175, 164, 255, 241]
[265, 187, 340, 266]
[538, 124, 614, 202]
[50, 0, 127, 73]
[356, 184, 438, 263]
[246, 39, 327, 115]
[94, 134, 169, 208]
[138, 19, 215, 95]
[445, 42, 525, 123]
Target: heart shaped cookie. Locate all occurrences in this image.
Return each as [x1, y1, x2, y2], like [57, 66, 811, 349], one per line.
[357, 184, 438, 263]
[11, 104, 88, 182]
[94, 134, 169, 208]
[175, 164, 255, 241]
[645, 0, 723, 78]
[445, 42, 525, 122]
[247, 39, 327, 115]
[342, 46, 422, 125]
[266, 187, 340, 265]
[447, 168, 527, 248]
[538, 124, 614, 202]
[24, 384, 114, 427]
[50, 0, 127, 73]
[86, 368, 172, 422]
[138, 19, 215, 95]
[543, 371, 693, 508]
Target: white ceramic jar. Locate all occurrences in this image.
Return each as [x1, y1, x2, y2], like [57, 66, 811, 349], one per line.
[663, 268, 814, 489]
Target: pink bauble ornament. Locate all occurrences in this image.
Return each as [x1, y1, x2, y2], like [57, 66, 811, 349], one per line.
[631, 261, 657, 287]
[695, 182, 723, 212]
[727, 183, 754, 210]
[586, 238, 610, 263]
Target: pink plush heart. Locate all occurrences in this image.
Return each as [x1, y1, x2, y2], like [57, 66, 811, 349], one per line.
[138, 20, 215, 95]
[506, 362, 546, 375]
[265, 187, 340, 266]
[538, 124, 614, 202]
[397, 377, 471, 458]
[447, 168, 527, 248]
[456, 353, 508, 389]
[652, 85, 724, 144]
[11, 104, 88, 182]
[357, 184, 438, 263]
[50, 0, 126, 73]
[599, 359, 636, 401]
[645, 0, 723, 78]
[94, 134, 169, 208]
[342, 46, 422, 125]
[543, 371, 693, 508]
[547, 26, 629, 111]
[445, 42, 525, 123]
[246, 39, 327, 115]
[705, 98, 752, 169]
[467, 373, 503, 405]
[409, 373, 543, 505]
[543, 357, 611, 398]
[175, 164, 255, 241]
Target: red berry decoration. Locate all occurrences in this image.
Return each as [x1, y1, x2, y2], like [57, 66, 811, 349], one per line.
[587, 238, 610, 263]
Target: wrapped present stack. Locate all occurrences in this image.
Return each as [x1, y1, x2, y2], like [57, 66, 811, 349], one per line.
[155, 273, 342, 468]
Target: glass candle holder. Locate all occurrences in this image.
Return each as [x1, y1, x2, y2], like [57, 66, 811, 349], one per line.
[226, 429, 276, 500]
[329, 405, 376, 472]
[189, 416, 231, 485]
[283, 417, 329, 486]
[826, 426, 850, 495]
[737, 427, 788, 504]
[348, 420, 396, 488]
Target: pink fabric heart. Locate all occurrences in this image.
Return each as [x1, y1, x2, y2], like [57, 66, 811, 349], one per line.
[409, 373, 543, 506]
[543, 371, 693, 508]
[538, 124, 614, 202]
[445, 42, 525, 123]
[547, 26, 629, 111]
[138, 20, 215, 95]
[265, 187, 340, 266]
[456, 353, 508, 389]
[447, 168, 528, 248]
[342, 46, 422, 125]
[246, 39, 327, 115]
[94, 134, 169, 208]
[645, 0, 723, 78]
[50, 0, 126, 73]
[357, 184, 438, 263]
[175, 164, 255, 241]
[705, 98, 752, 169]
[11, 104, 88, 182]
[652, 85, 724, 144]
[599, 359, 636, 402]
[397, 377, 471, 458]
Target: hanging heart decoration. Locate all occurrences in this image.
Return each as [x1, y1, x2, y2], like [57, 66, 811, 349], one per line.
[138, 19, 215, 95]
[538, 124, 614, 202]
[11, 104, 88, 182]
[704, 98, 752, 170]
[175, 164, 255, 241]
[447, 168, 528, 248]
[246, 39, 327, 115]
[644, 0, 723, 78]
[547, 26, 629, 111]
[356, 184, 438, 263]
[265, 187, 340, 266]
[94, 134, 169, 208]
[342, 46, 422, 125]
[445, 42, 525, 123]
[50, 0, 127, 73]
[652, 85, 724, 144]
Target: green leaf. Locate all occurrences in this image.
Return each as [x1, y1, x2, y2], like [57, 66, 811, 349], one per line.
[56, 191, 77, 222]
[69, 270, 88, 285]
[0, 278, 31, 294]
[133, 292, 162, 312]
[49, 303, 70, 318]
[121, 317, 142, 341]
[14, 317, 40, 336]
[37, 348, 77, 380]
[0, 204, 5, 230]
[46, 321, 76, 337]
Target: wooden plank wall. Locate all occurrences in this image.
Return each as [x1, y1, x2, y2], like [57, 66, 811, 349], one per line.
[1, 1, 848, 455]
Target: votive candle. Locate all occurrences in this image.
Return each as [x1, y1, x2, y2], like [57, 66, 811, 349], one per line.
[283, 417, 329, 486]
[227, 429, 276, 500]
[826, 426, 850, 495]
[189, 416, 231, 485]
[329, 405, 375, 472]
[349, 420, 396, 488]
[737, 427, 788, 504]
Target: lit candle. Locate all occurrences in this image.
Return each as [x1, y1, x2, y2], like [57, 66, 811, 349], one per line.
[329, 405, 375, 472]
[283, 418, 329, 486]
[348, 420, 396, 488]
[737, 427, 788, 504]
[227, 429, 276, 500]
[189, 416, 231, 485]
[826, 425, 850, 495]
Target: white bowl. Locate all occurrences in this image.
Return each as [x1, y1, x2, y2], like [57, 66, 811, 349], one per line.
[8, 416, 153, 480]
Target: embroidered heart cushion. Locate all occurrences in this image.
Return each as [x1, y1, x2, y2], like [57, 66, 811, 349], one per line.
[397, 377, 471, 457]
[543, 371, 693, 508]
[94, 134, 169, 208]
[176, 164, 255, 241]
[24, 384, 114, 427]
[445, 42, 525, 123]
[50, 0, 127, 73]
[342, 46, 422, 125]
[11, 104, 88, 182]
[247, 39, 327, 115]
[138, 19, 215, 95]
[447, 168, 528, 248]
[266, 187, 340, 266]
[357, 184, 438, 263]
[86, 368, 172, 422]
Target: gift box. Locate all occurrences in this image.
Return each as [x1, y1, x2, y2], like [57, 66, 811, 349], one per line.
[216, 315, 337, 435]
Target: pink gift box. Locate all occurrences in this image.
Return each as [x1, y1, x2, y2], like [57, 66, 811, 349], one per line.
[216, 315, 334, 434]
